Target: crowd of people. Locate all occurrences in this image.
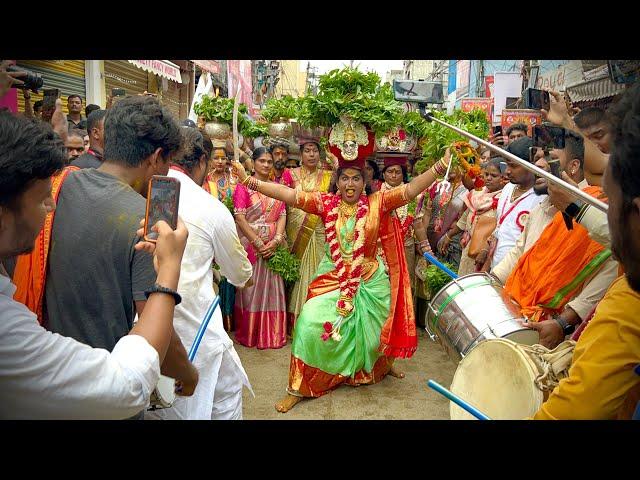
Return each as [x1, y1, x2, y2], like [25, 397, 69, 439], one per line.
[0, 59, 639, 420]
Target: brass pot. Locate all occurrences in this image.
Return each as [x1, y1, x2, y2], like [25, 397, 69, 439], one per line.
[204, 121, 231, 140]
[268, 118, 293, 138]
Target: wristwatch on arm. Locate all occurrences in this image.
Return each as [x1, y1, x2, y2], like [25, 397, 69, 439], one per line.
[552, 313, 575, 335]
[564, 199, 586, 220]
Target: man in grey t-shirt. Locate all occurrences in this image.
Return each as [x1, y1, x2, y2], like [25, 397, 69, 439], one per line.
[44, 97, 198, 414]
[46, 168, 155, 350]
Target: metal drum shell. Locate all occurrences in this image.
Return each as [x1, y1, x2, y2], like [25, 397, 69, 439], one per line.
[426, 272, 538, 363]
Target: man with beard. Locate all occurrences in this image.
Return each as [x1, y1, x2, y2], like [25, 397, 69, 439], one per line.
[492, 131, 618, 349]
[269, 140, 294, 187]
[532, 82, 640, 420]
[66, 94, 87, 130]
[64, 129, 86, 164]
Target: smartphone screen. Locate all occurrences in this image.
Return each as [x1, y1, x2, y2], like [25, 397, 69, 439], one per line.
[493, 125, 503, 135]
[533, 125, 565, 150]
[42, 88, 60, 120]
[524, 88, 551, 111]
[144, 176, 181, 242]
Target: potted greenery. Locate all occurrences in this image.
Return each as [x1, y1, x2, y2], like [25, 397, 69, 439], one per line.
[193, 95, 249, 140]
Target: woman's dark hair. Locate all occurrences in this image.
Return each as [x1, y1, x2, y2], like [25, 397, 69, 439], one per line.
[0, 110, 66, 209]
[103, 95, 182, 167]
[330, 167, 372, 195]
[174, 127, 210, 173]
[366, 158, 380, 180]
[382, 164, 409, 184]
[252, 146, 272, 161]
[483, 157, 504, 173]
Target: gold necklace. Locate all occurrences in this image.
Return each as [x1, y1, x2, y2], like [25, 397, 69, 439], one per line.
[338, 200, 358, 218]
[511, 184, 528, 202]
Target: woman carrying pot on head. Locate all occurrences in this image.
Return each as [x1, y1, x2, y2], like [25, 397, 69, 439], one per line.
[285, 133, 334, 333]
[229, 119, 452, 413]
[203, 140, 239, 332]
[233, 147, 288, 349]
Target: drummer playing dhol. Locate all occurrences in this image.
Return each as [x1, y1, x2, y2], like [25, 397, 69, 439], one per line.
[531, 83, 640, 420]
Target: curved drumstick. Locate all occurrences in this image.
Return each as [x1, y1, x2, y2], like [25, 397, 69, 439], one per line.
[188, 296, 220, 362]
[427, 379, 491, 420]
[423, 252, 458, 279]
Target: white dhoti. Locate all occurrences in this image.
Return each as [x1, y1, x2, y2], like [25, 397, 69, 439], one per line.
[145, 345, 252, 421]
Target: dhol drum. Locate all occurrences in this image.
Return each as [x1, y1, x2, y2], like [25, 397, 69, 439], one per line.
[148, 375, 177, 410]
[449, 338, 575, 419]
[426, 272, 538, 362]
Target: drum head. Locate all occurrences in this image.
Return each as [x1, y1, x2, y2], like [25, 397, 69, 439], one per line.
[154, 375, 176, 408]
[502, 328, 539, 346]
[450, 339, 543, 420]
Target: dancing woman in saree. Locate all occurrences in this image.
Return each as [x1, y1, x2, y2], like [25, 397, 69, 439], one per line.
[231, 120, 451, 413]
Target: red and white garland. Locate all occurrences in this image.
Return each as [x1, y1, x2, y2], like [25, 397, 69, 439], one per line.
[320, 193, 369, 342]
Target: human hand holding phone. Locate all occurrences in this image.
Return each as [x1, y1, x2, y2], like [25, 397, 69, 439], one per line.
[144, 175, 181, 243]
[541, 90, 572, 128]
[50, 98, 68, 142]
[135, 217, 189, 285]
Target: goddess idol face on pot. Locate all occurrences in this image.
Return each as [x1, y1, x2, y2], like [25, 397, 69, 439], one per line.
[341, 127, 359, 161]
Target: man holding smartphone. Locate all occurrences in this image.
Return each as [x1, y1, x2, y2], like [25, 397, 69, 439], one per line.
[35, 96, 198, 418]
[0, 110, 192, 419]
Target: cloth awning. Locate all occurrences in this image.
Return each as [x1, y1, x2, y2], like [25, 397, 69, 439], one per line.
[566, 75, 625, 103]
[191, 60, 220, 75]
[128, 60, 182, 83]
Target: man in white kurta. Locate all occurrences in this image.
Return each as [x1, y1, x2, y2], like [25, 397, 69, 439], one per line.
[146, 165, 253, 420]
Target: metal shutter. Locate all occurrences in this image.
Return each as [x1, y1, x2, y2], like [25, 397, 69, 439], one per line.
[15, 60, 86, 114]
[158, 78, 183, 121]
[104, 60, 149, 98]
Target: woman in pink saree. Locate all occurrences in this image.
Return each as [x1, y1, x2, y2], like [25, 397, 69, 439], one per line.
[233, 147, 288, 349]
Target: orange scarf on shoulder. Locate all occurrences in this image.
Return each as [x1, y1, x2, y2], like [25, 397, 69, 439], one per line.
[504, 185, 610, 322]
[13, 166, 79, 325]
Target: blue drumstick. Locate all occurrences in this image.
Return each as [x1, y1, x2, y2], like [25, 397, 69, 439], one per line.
[423, 252, 458, 279]
[427, 379, 491, 420]
[188, 296, 220, 362]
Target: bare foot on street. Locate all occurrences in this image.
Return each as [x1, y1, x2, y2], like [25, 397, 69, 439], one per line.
[388, 365, 405, 379]
[275, 394, 302, 413]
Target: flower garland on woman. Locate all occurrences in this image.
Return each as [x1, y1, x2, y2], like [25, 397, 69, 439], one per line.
[231, 117, 452, 414]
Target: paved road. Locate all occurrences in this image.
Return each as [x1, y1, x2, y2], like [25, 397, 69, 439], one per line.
[236, 328, 457, 420]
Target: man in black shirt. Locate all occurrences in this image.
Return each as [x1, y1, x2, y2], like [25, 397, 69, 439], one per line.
[67, 94, 87, 130]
